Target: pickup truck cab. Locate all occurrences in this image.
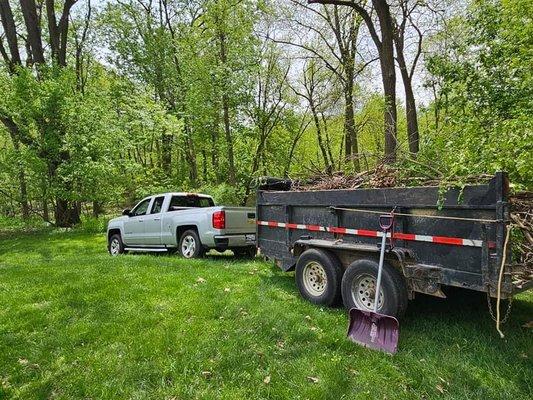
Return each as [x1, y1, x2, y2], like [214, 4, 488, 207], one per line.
[107, 193, 256, 258]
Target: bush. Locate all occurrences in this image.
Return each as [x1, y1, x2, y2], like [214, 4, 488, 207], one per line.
[78, 216, 110, 234]
[197, 183, 245, 206]
[0, 215, 50, 234]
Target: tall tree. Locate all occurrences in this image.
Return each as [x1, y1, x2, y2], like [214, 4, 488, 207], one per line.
[276, 1, 376, 171]
[310, 0, 398, 162]
[242, 42, 290, 203]
[392, 0, 424, 154]
[0, 0, 83, 226]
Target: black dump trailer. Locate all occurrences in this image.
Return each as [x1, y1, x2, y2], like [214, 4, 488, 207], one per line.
[256, 172, 531, 318]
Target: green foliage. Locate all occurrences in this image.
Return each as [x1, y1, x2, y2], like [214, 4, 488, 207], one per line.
[198, 183, 245, 206]
[0, 215, 49, 234]
[1, 0, 532, 225]
[423, 0, 533, 189]
[77, 216, 111, 234]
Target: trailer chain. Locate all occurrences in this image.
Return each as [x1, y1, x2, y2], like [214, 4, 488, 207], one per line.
[486, 292, 513, 325]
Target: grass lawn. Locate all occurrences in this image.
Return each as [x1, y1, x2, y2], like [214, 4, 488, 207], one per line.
[0, 231, 531, 399]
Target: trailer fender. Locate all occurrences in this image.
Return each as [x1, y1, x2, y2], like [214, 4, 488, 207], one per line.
[293, 238, 414, 266]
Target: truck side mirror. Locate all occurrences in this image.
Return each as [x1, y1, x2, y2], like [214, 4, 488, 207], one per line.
[122, 208, 131, 216]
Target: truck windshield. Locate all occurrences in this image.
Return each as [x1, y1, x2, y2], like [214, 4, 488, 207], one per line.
[168, 195, 214, 211]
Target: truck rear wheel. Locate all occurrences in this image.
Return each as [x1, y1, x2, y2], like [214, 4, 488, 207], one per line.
[179, 230, 204, 259]
[295, 249, 342, 306]
[341, 259, 408, 319]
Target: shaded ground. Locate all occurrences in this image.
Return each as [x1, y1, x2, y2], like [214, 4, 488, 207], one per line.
[0, 231, 531, 399]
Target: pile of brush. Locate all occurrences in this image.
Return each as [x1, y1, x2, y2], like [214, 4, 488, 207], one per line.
[289, 164, 494, 191]
[509, 192, 533, 277]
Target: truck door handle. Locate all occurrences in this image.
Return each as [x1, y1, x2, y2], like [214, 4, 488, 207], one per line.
[154, 218, 161, 221]
[138, 219, 144, 222]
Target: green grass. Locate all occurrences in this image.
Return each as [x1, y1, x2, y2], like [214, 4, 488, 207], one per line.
[0, 231, 531, 399]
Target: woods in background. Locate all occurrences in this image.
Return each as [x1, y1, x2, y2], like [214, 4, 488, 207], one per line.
[0, 0, 531, 226]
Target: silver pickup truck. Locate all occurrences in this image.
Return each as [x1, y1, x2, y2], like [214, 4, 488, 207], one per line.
[107, 192, 256, 258]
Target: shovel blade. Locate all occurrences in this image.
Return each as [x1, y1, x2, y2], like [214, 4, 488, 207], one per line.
[347, 308, 399, 354]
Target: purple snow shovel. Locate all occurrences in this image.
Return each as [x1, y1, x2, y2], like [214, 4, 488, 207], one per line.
[347, 214, 399, 354]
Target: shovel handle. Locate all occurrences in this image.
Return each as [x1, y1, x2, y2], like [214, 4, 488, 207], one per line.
[374, 232, 388, 313]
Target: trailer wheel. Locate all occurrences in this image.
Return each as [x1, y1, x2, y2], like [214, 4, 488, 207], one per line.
[295, 249, 342, 306]
[341, 259, 408, 319]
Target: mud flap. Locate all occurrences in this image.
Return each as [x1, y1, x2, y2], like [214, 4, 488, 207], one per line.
[347, 308, 399, 354]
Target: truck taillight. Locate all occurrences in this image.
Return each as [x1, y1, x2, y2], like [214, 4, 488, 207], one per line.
[212, 211, 225, 229]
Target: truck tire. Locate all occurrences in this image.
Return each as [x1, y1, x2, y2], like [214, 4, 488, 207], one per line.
[341, 259, 408, 319]
[179, 230, 204, 259]
[295, 249, 342, 306]
[108, 234, 126, 256]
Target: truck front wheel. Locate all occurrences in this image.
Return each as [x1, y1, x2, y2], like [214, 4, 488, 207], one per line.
[108, 234, 126, 256]
[179, 230, 204, 259]
[295, 249, 342, 306]
[341, 259, 408, 319]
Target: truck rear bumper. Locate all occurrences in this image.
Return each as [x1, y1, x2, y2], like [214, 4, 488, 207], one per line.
[214, 233, 256, 250]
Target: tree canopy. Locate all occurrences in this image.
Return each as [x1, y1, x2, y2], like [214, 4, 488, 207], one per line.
[0, 0, 531, 226]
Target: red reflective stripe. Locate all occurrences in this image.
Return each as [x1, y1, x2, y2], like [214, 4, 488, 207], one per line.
[394, 232, 416, 241]
[256, 220, 482, 247]
[329, 227, 346, 234]
[432, 236, 463, 246]
[488, 241, 496, 249]
[357, 229, 378, 237]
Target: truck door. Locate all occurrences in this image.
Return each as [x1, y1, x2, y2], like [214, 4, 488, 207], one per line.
[143, 196, 165, 245]
[123, 197, 151, 245]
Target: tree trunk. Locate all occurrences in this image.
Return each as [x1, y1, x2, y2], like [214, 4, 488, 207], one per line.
[183, 122, 198, 187]
[19, 0, 45, 64]
[49, 150, 80, 227]
[395, 37, 419, 154]
[221, 94, 236, 185]
[161, 133, 172, 170]
[344, 85, 360, 172]
[42, 198, 49, 222]
[54, 199, 80, 227]
[310, 103, 331, 173]
[201, 149, 208, 183]
[373, 0, 397, 163]
[92, 201, 103, 218]
[218, 31, 237, 186]
[0, 0, 22, 69]
[10, 135, 30, 219]
[17, 158, 29, 220]
[210, 126, 220, 183]
[404, 76, 419, 154]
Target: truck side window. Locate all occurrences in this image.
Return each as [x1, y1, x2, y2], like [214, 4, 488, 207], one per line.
[131, 198, 151, 216]
[150, 196, 165, 214]
[168, 196, 186, 211]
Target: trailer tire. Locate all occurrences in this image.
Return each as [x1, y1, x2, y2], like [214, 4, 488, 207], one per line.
[295, 249, 342, 306]
[341, 259, 408, 319]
